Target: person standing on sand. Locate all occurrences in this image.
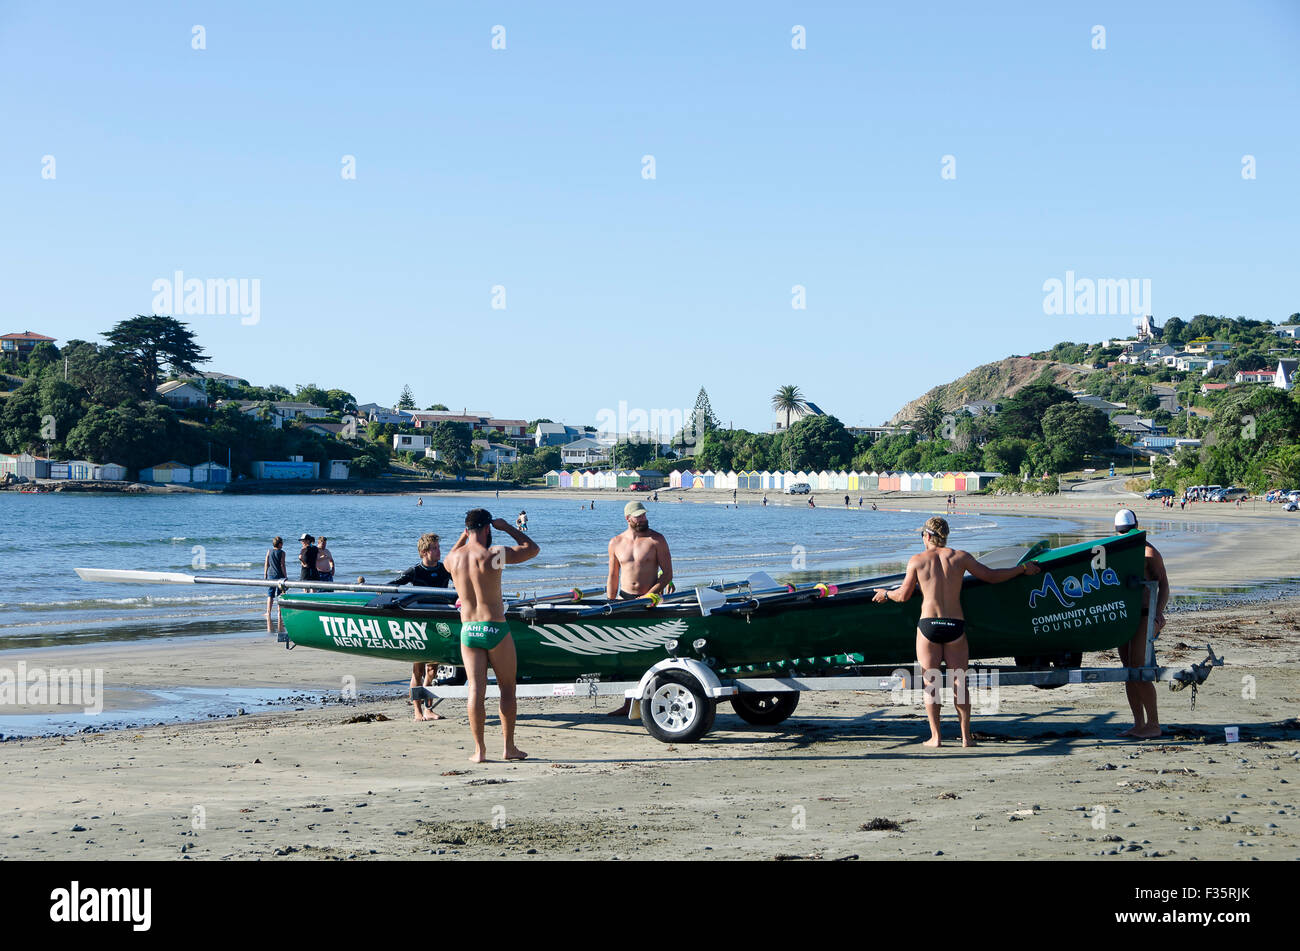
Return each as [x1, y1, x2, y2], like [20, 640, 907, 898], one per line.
[264, 536, 286, 622]
[844, 494, 850, 507]
[872, 516, 1040, 748]
[1113, 509, 1169, 739]
[390, 532, 453, 721]
[315, 536, 335, 584]
[444, 509, 540, 762]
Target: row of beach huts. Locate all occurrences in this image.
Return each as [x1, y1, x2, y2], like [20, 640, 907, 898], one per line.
[1, 452, 351, 484]
[545, 468, 1001, 492]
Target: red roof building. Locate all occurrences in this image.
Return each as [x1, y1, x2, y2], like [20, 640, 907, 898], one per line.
[1, 331, 56, 356]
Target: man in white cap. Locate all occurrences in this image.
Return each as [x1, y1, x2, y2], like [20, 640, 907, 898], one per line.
[1114, 509, 1169, 739]
[604, 500, 674, 715]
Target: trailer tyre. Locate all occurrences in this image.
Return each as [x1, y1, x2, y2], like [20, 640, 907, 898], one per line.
[1013, 653, 1082, 690]
[730, 691, 800, 726]
[642, 670, 716, 743]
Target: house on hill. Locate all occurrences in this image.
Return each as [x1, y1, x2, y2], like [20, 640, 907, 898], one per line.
[1, 331, 56, 357]
[156, 380, 209, 408]
[772, 401, 826, 432]
[1275, 360, 1298, 391]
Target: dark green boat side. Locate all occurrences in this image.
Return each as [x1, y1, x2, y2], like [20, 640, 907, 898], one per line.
[278, 531, 1149, 679]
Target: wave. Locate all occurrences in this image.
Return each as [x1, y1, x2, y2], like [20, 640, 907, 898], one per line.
[1, 592, 257, 611]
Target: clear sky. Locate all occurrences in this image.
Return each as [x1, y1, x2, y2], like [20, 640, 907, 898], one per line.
[3, 1, 1297, 431]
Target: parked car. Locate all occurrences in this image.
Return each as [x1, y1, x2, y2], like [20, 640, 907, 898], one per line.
[1286, 500, 1299, 512]
[785, 482, 812, 495]
[1145, 488, 1174, 500]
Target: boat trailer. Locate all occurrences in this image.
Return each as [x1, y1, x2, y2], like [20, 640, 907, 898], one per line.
[411, 582, 1223, 744]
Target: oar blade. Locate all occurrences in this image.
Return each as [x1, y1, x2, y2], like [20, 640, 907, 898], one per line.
[75, 567, 196, 585]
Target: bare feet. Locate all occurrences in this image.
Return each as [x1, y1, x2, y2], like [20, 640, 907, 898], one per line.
[606, 700, 631, 717]
[1118, 725, 1141, 737]
[962, 736, 978, 748]
[1130, 726, 1162, 739]
[504, 747, 528, 760]
[469, 750, 488, 763]
[421, 710, 443, 721]
[922, 736, 942, 748]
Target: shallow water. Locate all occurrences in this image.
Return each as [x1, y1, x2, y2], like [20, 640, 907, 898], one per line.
[1, 492, 1082, 650]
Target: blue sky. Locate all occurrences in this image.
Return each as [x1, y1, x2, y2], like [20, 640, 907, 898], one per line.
[3, 1, 1297, 430]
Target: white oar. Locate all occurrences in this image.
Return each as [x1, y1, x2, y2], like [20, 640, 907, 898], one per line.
[74, 567, 455, 598]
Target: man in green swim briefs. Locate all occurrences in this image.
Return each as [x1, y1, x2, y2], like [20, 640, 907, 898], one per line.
[444, 508, 540, 763]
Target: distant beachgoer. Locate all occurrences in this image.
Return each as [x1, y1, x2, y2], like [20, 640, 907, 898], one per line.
[844, 495, 850, 507]
[390, 532, 452, 722]
[315, 536, 335, 583]
[495, 490, 500, 500]
[808, 497, 815, 508]
[298, 533, 319, 583]
[1114, 509, 1169, 740]
[1180, 499, 1185, 511]
[264, 536, 286, 619]
[417, 497, 423, 506]
[858, 497, 863, 507]
[762, 495, 768, 506]
[871, 502, 878, 511]
[444, 509, 540, 761]
[356, 576, 366, 584]
[653, 491, 659, 502]
[732, 489, 737, 503]
[872, 516, 1040, 748]
[520, 511, 528, 530]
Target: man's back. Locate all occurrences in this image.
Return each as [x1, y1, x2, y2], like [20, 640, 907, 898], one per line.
[445, 542, 505, 622]
[909, 547, 973, 619]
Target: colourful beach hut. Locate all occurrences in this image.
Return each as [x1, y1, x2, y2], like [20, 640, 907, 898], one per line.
[936, 472, 955, 493]
[954, 473, 967, 492]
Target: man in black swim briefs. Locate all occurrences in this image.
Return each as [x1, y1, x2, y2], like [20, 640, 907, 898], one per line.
[872, 516, 1040, 748]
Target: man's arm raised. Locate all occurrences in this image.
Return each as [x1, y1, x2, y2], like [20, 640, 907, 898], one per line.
[490, 518, 540, 565]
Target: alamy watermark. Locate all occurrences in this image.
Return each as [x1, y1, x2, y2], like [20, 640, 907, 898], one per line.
[889, 666, 1000, 713]
[152, 270, 260, 325]
[0, 662, 104, 714]
[595, 400, 698, 448]
[1042, 270, 1151, 316]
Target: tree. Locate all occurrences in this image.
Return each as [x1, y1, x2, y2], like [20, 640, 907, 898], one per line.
[0, 379, 41, 452]
[104, 315, 208, 397]
[783, 415, 854, 471]
[613, 440, 657, 469]
[1040, 402, 1111, 471]
[992, 380, 1074, 441]
[62, 340, 143, 406]
[426, 403, 449, 411]
[397, 385, 416, 410]
[65, 403, 177, 470]
[685, 387, 720, 447]
[910, 396, 945, 440]
[429, 421, 471, 473]
[1161, 316, 1187, 348]
[770, 384, 807, 433]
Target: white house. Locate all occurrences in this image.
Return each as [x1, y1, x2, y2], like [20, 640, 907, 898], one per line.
[472, 440, 518, 465]
[772, 401, 826, 433]
[561, 438, 609, 467]
[1275, 360, 1298, 391]
[1235, 369, 1276, 384]
[393, 433, 432, 452]
[156, 380, 209, 408]
[1272, 325, 1300, 339]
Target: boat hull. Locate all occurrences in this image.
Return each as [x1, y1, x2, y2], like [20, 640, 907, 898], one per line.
[279, 532, 1149, 679]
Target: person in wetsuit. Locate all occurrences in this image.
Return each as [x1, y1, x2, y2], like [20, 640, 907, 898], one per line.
[872, 516, 1040, 748]
[390, 532, 453, 722]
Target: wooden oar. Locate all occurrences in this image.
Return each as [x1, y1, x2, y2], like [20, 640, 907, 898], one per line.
[74, 567, 455, 598]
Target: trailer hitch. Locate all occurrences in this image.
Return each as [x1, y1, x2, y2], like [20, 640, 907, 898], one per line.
[1168, 645, 1223, 709]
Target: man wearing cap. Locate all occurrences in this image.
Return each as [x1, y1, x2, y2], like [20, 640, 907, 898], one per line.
[1113, 509, 1169, 739]
[604, 501, 674, 716]
[298, 533, 319, 583]
[872, 516, 1040, 748]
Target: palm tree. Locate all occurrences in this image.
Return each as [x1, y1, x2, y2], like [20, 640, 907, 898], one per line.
[911, 396, 945, 440]
[771, 385, 807, 432]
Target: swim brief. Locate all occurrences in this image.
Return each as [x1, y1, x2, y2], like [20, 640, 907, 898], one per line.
[918, 618, 966, 644]
[460, 620, 509, 650]
[617, 590, 640, 600]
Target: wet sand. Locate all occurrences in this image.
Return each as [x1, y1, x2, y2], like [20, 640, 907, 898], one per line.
[1, 492, 1296, 860]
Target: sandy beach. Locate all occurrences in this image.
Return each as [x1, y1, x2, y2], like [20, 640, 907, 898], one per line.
[2, 491, 1297, 861]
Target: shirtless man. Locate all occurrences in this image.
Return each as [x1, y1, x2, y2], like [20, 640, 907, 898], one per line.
[443, 509, 539, 762]
[1113, 509, 1169, 739]
[873, 516, 1040, 748]
[604, 501, 674, 715]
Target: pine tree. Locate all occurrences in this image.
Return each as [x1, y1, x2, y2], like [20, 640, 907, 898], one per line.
[397, 385, 415, 410]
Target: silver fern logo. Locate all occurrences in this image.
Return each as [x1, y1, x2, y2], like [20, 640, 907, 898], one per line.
[533, 619, 689, 656]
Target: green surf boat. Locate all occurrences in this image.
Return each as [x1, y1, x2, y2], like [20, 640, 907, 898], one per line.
[277, 531, 1150, 680]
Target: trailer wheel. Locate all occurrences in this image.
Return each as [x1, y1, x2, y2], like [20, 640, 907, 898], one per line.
[730, 691, 800, 726]
[642, 670, 716, 743]
[434, 665, 467, 686]
[1013, 653, 1082, 690]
